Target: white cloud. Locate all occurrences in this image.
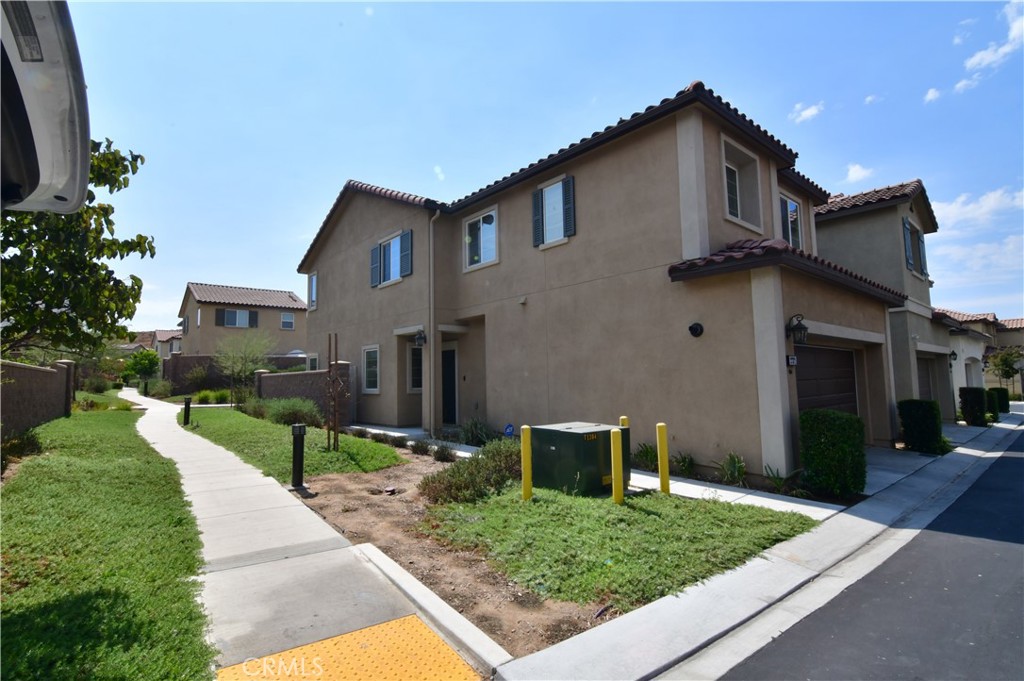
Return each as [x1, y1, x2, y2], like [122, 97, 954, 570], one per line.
[954, 74, 982, 93]
[964, 1, 1023, 70]
[924, 88, 942, 103]
[844, 163, 874, 183]
[364, 6, 374, 17]
[788, 101, 825, 124]
[433, 165, 445, 181]
[953, 35, 964, 46]
[864, 94, 880, 105]
[932, 187, 1024, 230]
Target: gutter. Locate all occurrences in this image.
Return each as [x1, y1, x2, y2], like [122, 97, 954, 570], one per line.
[427, 208, 440, 437]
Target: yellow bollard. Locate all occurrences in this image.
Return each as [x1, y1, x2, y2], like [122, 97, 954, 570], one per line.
[611, 428, 624, 505]
[521, 425, 533, 501]
[619, 415, 629, 428]
[657, 422, 669, 495]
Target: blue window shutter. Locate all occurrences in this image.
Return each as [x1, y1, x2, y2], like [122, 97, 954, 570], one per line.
[400, 230, 412, 277]
[532, 189, 544, 247]
[215, 308, 225, 326]
[370, 245, 380, 287]
[562, 176, 576, 238]
[249, 310, 259, 328]
[918, 232, 928, 276]
[902, 217, 914, 270]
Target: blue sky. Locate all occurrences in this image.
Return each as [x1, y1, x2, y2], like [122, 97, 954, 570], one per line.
[68, 1, 1024, 331]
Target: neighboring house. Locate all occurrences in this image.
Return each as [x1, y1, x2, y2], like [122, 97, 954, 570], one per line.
[155, 329, 182, 359]
[998, 318, 1024, 350]
[934, 310, 1019, 391]
[297, 80, 904, 477]
[177, 282, 308, 356]
[814, 180, 957, 419]
[931, 309, 993, 397]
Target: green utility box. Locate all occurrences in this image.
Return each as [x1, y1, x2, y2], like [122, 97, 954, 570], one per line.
[530, 422, 630, 496]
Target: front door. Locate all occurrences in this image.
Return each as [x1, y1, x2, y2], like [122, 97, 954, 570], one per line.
[442, 343, 458, 425]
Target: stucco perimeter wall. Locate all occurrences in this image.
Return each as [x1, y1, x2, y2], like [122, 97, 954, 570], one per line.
[1, 359, 74, 438]
[255, 364, 350, 427]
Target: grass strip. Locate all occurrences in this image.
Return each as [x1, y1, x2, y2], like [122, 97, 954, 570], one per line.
[74, 389, 133, 410]
[424, 487, 818, 611]
[0, 410, 215, 680]
[177, 407, 404, 482]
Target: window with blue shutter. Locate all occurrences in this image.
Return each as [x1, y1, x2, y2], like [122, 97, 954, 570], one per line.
[400, 230, 412, 277]
[902, 217, 915, 271]
[918, 232, 928, 276]
[532, 176, 576, 247]
[370, 246, 380, 287]
[371, 230, 412, 287]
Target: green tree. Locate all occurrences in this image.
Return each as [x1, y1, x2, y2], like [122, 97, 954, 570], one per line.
[1, 139, 154, 357]
[214, 332, 274, 405]
[124, 349, 160, 396]
[989, 347, 1023, 393]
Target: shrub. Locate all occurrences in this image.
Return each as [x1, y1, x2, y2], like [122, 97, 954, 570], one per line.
[350, 427, 368, 439]
[669, 451, 695, 478]
[389, 434, 409, 449]
[897, 399, 950, 455]
[148, 379, 173, 399]
[959, 387, 988, 427]
[715, 451, 747, 487]
[264, 398, 323, 428]
[990, 387, 1010, 413]
[213, 389, 231, 404]
[184, 364, 209, 392]
[419, 438, 521, 504]
[370, 431, 392, 444]
[83, 375, 110, 394]
[238, 399, 267, 420]
[195, 390, 213, 405]
[459, 418, 498, 446]
[111, 381, 124, 390]
[1, 428, 42, 471]
[631, 442, 658, 472]
[986, 390, 1000, 423]
[73, 398, 101, 412]
[432, 443, 457, 462]
[799, 409, 866, 499]
[410, 440, 431, 456]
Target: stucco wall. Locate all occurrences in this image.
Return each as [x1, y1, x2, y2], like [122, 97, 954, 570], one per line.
[255, 363, 350, 427]
[180, 299, 307, 356]
[1, 360, 74, 438]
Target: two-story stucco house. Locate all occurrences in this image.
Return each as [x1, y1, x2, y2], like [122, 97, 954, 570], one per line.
[297, 81, 905, 477]
[177, 282, 308, 356]
[814, 181, 958, 419]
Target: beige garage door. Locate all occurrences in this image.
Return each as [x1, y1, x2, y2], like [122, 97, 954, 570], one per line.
[796, 346, 858, 415]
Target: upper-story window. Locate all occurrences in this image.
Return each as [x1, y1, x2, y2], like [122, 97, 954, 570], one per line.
[532, 175, 576, 247]
[464, 207, 498, 270]
[779, 194, 802, 250]
[371, 230, 412, 287]
[182, 315, 189, 335]
[903, 217, 928, 276]
[281, 312, 295, 330]
[309, 272, 318, 310]
[722, 138, 761, 230]
[215, 308, 258, 328]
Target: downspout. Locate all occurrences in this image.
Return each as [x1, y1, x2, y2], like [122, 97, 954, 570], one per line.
[427, 207, 441, 437]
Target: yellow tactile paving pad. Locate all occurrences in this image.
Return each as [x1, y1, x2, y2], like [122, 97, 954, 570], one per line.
[216, 614, 481, 681]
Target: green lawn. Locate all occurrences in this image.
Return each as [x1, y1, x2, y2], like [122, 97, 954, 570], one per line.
[74, 389, 133, 409]
[424, 487, 818, 612]
[177, 408, 404, 482]
[0, 410, 215, 680]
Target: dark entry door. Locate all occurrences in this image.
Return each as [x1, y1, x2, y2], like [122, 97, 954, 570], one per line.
[442, 347, 457, 425]
[796, 346, 858, 414]
[917, 358, 934, 400]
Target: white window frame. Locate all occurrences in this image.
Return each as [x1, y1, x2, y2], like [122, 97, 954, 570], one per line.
[463, 205, 499, 271]
[197, 308, 201, 328]
[537, 174, 570, 249]
[721, 136, 762, 232]
[362, 344, 380, 394]
[307, 353, 319, 371]
[377, 232, 403, 287]
[407, 343, 423, 394]
[281, 312, 295, 330]
[308, 272, 318, 311]
[224, 309, 250, 328]
[778, 192, 802, 250]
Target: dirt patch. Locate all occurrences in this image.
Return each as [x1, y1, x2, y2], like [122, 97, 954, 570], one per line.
[300, 452, 618, 657]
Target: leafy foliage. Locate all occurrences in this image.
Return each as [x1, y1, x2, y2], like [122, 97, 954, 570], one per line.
[631, 442, 659, 472]
[988, 347, 1022, 382]
[799, 409, 866, 499]
[459, 417, 498, 446]
[1, 139, 154, 357]
[263, 398, 323, 428]
[897, 399, 950, 455]
[124, 349, 159, 382]
[419, 438, 520, 504]
[959, 387, 988, 427]
[715, 451, 747, 486]
[213, 332, 273, 404]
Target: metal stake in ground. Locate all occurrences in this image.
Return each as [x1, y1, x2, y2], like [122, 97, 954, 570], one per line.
[291, 423, 306, 490]
[183, 396, 192, 426]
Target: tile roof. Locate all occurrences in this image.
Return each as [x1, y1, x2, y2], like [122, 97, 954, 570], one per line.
[130, 330, 156, 348]
[933, 308, 1000, 324]
[668, 238, 906, 305]
[778, 167, 829, 205]
[155, 329, 181, 342]
[1001, 317, 1024, 330]
[814, 179, 938, 232]
[183, 283, 307, 313]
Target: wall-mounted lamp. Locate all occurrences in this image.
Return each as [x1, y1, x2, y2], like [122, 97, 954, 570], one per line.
[413, 330, 427, 347]
[688, 322, 704, 338]
[950, 350, 958, 361]
[983, 358, 990, 370]
[785, 314, 809, 345]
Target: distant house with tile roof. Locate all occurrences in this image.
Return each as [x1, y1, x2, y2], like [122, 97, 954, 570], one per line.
[297, 80, 906, 477]
[177, 282, 307, 356]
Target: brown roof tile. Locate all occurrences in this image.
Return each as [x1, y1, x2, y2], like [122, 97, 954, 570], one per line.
[933, 308, 1000, 324]
[155, 329, 181, 342]
[668, 238, 905, 305]
[185, 283, 307, 310]
[1001, 317, 1024, 330]
[815, 179, 938, 233]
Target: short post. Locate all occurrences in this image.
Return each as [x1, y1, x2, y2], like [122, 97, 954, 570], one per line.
[183, 396, 192, 426]
[619, 415, 629, 428]
[291, 423, 307, 489]
[611, 428, 624, 505]
[656, 422, 669, 494]
[521, 425, 533, 501]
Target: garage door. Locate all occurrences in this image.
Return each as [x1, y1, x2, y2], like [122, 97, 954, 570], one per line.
[796, 346, 858, 414]
[917, 358, 934, 401]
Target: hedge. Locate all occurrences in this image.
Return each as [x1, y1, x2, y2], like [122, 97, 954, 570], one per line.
[990, 387, 1010, 414]
[959, 387, 987, 427]
[897, 399, 948, 455]
[986, 390, 1000, 423]
[799, 409, 866, 499]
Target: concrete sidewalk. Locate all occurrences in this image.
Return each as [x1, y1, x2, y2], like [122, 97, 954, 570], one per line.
[119, 389, 511, 678]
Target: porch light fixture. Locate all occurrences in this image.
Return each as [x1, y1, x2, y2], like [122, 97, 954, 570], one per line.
[950, 350, 958, 361]
[786, 314, 809, 345]
[413, 330, 427, 347]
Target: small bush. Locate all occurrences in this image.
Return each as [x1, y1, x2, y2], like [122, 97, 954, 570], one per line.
[800, 409, 866, 499]
[632, 442, 658, 472]
[669, 451, 695, 478]
[432, 443, 457, 462]
[1, 428, 42, 471]
[898, 399, 949, 455]
[370, 431, 392, 444]
[459, 418, 498, 446]
[715, 451, 747, 486]
[83, 375, 110, 394]
[265, 398, 323, 428]
[195, 390, 213, 405]
[986, 390, 1000, 423]
[389, 434, 410, 449]
[419, 438, 521, 504]
[350, 427, 368, 439]
[148, 379, 174, 399]
[959, 387, 988, 427]
[410, 440, 431, 456]
[990, 387, 1010, 413]
[213, 389, 231, 404]
[111, 381, 124, 390]
[184, 364, 209, 392]
[238, 399, 267, 420]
